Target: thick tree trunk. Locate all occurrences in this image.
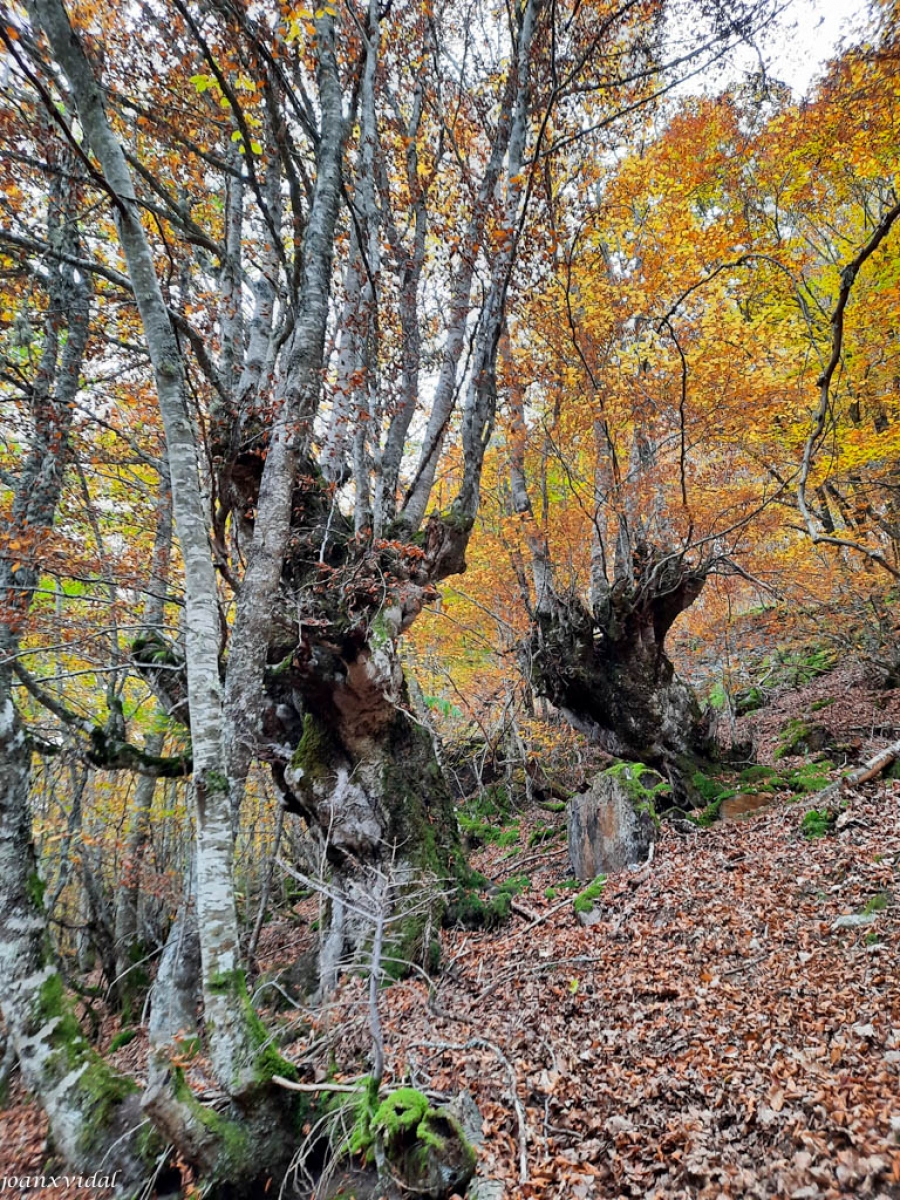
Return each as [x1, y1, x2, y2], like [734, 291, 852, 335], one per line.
[528, 561, 710, 792]
[266, 631, 463, 991]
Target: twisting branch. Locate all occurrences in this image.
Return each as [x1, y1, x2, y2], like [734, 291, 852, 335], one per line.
[796, 199, 900, 577]
[13, 662, 192, 776]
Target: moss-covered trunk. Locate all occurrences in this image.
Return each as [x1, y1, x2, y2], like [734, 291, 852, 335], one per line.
[267, 634, 463, 989]
[0, 703, 149, 1185]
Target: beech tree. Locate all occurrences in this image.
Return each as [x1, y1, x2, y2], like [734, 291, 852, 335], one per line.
[0, 0, 785, 1189]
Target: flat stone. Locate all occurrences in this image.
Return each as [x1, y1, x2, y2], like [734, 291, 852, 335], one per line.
[831, 913, 876, 930]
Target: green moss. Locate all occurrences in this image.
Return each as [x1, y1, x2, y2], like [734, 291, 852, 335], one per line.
[458, 813, 514, 845]
[172, 1065, 252, 1173]
[369, 610, 394, 650]
[208, 969, 300, 1085]
[540, 800, 567, 813]
[573, 875, 606, 916]
[447, 880, 513, 930]
[528, 824, 556, 848]
[458, 786, 518, 847]
[691, 771, 728, 804]
[79, 1060, 139, 1133]
[801, 808, 834, 839]
[774, 719, 831, 761]
[292, 712, 339, 786]
[37, 974, 140, 1151]
[38, 973, 90, 1068]
[109, 1028, 138, 1052]
[25, 870, 45, 910]
[372, 1088, 434, 1145]
[345, 1081, 475, 1192]
[381, 909, 437, 982]
[137, 1120, 167, 1162]
[810, 697, 836, 712]
[603, 761, 672, 807]
[734, 686, 764, 715]
[739, 765, 777, 785]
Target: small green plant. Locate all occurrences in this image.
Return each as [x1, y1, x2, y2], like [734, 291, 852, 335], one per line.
[544, 887, 557, 900]
[862, 892, 890, 915]
[573, 875, 606, 916]
[801, 808, 834, 839]
[528, 825, 556, 848]
[496, 827, 520, 847]
[810, 697, 836, 712]
[109, 1028, 138, 1052]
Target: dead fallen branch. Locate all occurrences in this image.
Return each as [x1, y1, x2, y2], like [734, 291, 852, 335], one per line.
[808, 736, 900, 807]
[271, 1076, 367, 1094]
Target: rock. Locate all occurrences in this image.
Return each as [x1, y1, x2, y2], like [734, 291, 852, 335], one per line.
[831, 914, 876, 930]
[568, 764, 660, 880]
[576, 905, 604, 928]
[260, 948, 320, 1009]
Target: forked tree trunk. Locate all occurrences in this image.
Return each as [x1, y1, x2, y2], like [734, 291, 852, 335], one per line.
[528, 560, 711, 797]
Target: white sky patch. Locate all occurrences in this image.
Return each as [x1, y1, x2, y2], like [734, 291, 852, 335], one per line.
[740, 0, 873, 95]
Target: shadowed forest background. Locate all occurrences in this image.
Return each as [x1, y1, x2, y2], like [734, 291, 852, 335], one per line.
[1, 0, 900, 1195]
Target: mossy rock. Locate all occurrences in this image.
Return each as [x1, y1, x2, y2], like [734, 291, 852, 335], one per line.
[774, 719, 830, 760]
[568, 765, 660, 880]
[371, 1088, 476, 1200]
[573, 875, 606, 926]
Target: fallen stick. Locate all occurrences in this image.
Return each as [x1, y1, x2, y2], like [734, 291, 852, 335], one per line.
[500, 897, 573, 945]
[808, 736, 900, 807]
[271, 1076, 366, 1094]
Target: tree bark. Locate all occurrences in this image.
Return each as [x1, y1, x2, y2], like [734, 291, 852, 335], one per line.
[264, 613, 463, 988]
[526, 551, 710, 790]
[0, 705, 146, 1185]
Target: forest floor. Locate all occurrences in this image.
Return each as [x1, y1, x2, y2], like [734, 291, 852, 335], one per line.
[2, 665, 900, 1199]
[305, 779, 900, 1200]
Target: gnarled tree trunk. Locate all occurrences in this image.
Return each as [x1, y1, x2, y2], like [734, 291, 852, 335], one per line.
[528, 550, 710, 775]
